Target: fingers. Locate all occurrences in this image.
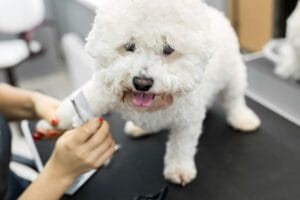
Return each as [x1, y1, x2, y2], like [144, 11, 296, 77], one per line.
[48, 117, 116, 175]
[72, 118, 103, 143]
[34, 119, 62, 140]
[87, 134, 114, 165]
[94, 146, 115, 168]
[33, 130, 61, 140]
[77, 120, 116, 169]
[41, 113, 58, 127]
[66, 119, 115, 170]
[34, 118, 104, 142]
[84, 121, 110, 151]
[76, 120, 112, 159]
[50, 118, 59, 127]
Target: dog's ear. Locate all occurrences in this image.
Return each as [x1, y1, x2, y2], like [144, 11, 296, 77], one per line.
[84, 5, 110, 59]
[85, 5, 120, 67]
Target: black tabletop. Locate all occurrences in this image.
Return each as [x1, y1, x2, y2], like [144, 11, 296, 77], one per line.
[32, 98, 300, 200]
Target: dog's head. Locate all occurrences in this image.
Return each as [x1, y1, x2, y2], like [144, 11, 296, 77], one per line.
[85, 0, 215, 110]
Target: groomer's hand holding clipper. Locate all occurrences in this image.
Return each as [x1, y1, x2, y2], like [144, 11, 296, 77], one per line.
[44, 118, 116, 183]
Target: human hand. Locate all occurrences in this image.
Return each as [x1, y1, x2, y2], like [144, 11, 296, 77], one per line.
[43, 118, 115, 183]
[31, 92, 62, 139]
[31, 92, 60, 123]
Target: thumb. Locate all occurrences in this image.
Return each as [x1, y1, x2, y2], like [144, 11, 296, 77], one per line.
[74, 118, 103, 142]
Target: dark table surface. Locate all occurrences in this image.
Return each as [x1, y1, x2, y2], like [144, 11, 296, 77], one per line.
[32, 98, 300, 200]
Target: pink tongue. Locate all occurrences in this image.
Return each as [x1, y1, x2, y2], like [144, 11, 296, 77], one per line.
[132, 92, 154, 108]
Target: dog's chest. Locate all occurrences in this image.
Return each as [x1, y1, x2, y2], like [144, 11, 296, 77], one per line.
[116, 105, 175, 131]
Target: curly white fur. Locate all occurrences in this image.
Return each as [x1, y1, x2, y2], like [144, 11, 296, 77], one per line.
[37, 0, 260, 185]
[274, 2, 300, 80]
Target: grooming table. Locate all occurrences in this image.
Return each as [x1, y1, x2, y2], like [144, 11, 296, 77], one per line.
[246, 57, 300, 125]
[31, 98, 300, 200]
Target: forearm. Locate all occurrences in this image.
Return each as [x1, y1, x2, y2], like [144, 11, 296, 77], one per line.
[0, 84, 37, 120]
[20, 119, 115, 199]
[19, 164, 73, 200]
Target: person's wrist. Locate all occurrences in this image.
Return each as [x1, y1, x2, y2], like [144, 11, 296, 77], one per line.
[29, 91, 41, 119]
[43, 159, 76, 188]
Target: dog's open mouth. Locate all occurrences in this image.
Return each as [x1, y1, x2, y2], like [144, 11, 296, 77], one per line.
[122, 90, 173, 110]
[132, 92, 155, 108]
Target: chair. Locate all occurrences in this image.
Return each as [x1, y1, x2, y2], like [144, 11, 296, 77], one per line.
[0, 0, 45, 86]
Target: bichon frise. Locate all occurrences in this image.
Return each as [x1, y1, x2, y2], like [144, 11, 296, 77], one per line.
[278, 1, 300, 80]
[265, 1, 300, 80]
[38, 0, 260, 185]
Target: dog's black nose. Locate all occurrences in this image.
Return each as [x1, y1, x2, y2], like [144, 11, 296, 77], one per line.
[133, 76, 154, 92]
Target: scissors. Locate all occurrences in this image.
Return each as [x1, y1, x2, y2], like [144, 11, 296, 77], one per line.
[134, 185, 169, 200]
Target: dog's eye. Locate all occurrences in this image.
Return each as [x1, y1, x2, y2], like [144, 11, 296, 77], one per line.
[124, 43, 136, 52]
[163, 45, 175, 56]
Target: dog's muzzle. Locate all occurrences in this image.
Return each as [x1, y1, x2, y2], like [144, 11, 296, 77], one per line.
[131, 76, 155, 108]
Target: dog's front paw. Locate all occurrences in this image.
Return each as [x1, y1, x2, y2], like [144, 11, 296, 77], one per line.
[227, 107, 261, 132]
[36, 119, 54, 131]
[164, 162, 197, 186]
[124, 121, 146, 138]
[36, 116, 71, 133]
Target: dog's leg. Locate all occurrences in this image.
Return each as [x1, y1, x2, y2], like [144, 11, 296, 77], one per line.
[163, 119, 203, 186]
[224, 96, 260, 132]
[222, 62, 261, 132]
[124, 121, 148, 138]
[37, 80, 114, 131]
[36, 96, 81, 131]
[275, 49, 300, 80]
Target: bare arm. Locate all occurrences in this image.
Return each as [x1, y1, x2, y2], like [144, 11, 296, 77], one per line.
[19, 119, 115, 200]
[0, 83, 59, 121]
[18, 166, 73, 200]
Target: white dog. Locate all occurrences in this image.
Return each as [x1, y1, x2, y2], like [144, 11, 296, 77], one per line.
[272, 2, 300, 80]
[38, 0, 260, 185]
